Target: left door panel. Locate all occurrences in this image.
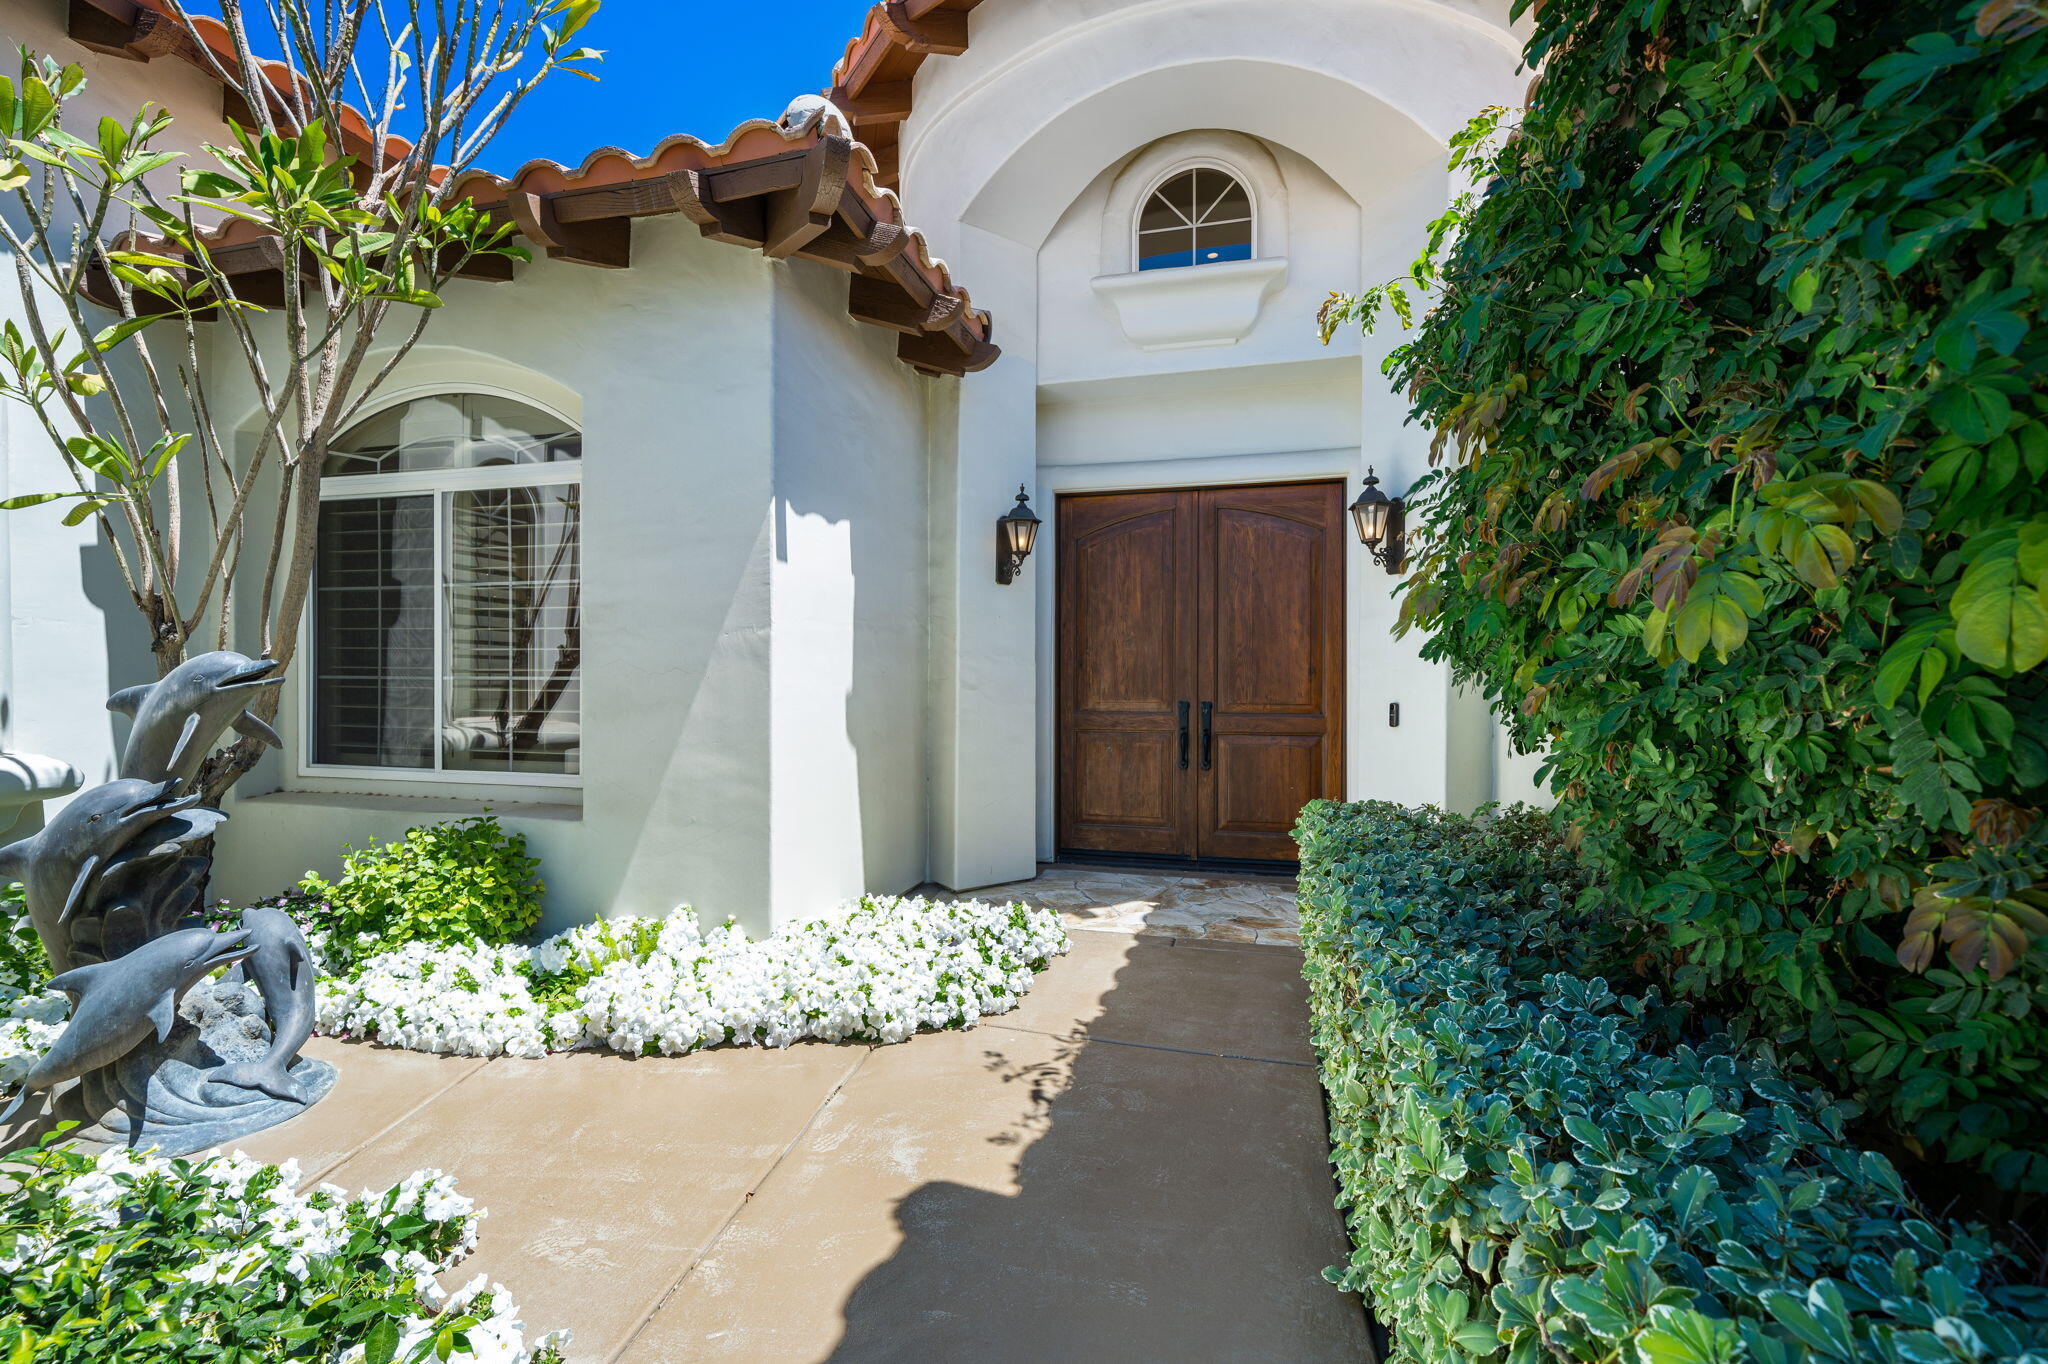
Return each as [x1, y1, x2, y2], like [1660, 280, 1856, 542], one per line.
[1055, 490, 1198, 856]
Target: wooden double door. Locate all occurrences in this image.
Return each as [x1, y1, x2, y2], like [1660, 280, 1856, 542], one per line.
[1056, 481, 1345, 864]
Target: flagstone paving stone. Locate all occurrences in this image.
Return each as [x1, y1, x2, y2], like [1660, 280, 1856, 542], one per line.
[231, 868, 1359, 1363]
[961, 862, 1302, 947]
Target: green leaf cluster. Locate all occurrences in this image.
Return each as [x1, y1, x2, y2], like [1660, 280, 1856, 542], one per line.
[1296, 801, 2048, 1363]
[1337, 0, 2048, 1188]
[0, 881, 45, 994]
[299, 814, 544, 968]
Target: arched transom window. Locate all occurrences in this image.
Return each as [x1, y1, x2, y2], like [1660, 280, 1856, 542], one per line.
[1136, 166, 1253, 271]
[310, 392, 582, 782]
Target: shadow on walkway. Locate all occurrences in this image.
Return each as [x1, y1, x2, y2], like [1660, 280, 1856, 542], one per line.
[808, 936, 1371, 1363]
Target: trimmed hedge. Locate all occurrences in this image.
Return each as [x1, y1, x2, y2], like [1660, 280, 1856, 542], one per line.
[1298, 801, 2048, 1362]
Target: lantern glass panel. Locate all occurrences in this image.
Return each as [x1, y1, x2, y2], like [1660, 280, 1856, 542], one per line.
[1352, 498, 1389, 546]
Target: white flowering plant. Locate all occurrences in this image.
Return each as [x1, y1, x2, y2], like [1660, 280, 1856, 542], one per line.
[314, 894, 1069, 1060]
[1, 880, 67, 1098]
[0, 1134, 566, 1362]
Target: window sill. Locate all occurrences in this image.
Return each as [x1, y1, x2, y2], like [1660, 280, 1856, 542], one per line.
[1090, 257, 1289, 351]
[233, 789, 582, 822]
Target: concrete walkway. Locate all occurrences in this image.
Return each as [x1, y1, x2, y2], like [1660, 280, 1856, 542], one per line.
[238, 883, 1365, 1363]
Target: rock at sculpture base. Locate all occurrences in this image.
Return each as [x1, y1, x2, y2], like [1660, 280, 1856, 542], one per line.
[8, 978, 336, 1158]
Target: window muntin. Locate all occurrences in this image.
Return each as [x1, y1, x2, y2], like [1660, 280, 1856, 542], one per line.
[323, 392, 580, 476]
[1136, 167, 1253, 271]
[311, 394, 582, 782]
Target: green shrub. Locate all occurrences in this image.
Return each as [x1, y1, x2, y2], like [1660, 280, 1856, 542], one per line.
[0, 880, 45, 990]
[300, 814, 543, 963]
[1298, 800, 2048, 1362]
[1324, 0, 2048, 1191]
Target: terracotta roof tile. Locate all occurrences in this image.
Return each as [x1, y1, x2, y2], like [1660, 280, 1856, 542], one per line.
[826, 0, 988, 188]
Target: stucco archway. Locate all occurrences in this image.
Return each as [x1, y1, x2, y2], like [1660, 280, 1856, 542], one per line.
[907, 0, 1531, 886]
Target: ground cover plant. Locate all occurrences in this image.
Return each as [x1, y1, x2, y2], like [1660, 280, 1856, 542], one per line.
[205, 816, 1066, 1060]
[0, 1139, 563, 1361]
[1323, 0, 2048, 1197]
[312, 892, 1069, 1060]
[1299, 800, 2048, 1363]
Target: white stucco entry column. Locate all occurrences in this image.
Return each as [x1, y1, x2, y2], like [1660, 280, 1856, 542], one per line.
[899, 0, 1533, 878]
[924, 226, 1041, 891]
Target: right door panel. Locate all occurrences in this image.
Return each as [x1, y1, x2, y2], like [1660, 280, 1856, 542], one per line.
[1195, 482, 1346, 860]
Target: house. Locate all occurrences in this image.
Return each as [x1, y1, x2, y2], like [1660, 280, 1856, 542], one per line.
[0, 0, 1546, 935]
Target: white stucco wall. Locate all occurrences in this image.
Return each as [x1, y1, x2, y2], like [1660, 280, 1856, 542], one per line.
[205, 216, 931, 935]
[207, 216, 779, 931]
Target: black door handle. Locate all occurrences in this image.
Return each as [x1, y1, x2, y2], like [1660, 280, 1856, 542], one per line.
[1177, 701, 1190, 770]
[1200, 701, 1213, 771]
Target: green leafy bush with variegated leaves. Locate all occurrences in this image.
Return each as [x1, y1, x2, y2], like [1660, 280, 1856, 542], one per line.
[1321, 0, 2048, 1193]
[1298, 801, 2048, 1362]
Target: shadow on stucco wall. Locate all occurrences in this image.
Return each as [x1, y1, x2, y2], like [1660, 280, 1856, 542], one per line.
[82, 538, 154, 785]
[771, 256, 932, 911]
[820, 938, 1374, 1362]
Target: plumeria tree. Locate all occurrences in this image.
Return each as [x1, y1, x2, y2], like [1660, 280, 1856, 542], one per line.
[0, 0, 599, 796]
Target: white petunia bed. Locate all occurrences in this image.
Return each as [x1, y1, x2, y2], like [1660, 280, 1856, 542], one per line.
[315, 894, 1069, 1059]
[3, 893, 1068, 1087]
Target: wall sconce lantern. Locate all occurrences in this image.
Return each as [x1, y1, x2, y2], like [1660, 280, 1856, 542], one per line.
[996, 485, 1042, 585]
[1350, 467, 1406, 574]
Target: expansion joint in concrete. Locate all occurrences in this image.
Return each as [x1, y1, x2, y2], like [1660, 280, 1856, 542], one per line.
[605, 1045, 877, 1364]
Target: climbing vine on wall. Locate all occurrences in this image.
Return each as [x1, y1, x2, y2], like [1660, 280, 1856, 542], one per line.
[1324, 0, 2048, 1193]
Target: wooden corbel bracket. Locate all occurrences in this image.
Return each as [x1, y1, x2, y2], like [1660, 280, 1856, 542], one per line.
[763, 137, 854, 260]
[506, 189, 631, 269]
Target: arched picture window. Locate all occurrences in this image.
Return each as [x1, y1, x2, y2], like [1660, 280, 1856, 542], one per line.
[1136, 166, 1253, 271]
[310, 393, 582, 782]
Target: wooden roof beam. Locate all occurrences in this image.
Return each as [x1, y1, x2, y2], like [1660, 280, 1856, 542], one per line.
[847, 273, 927, 334]
[761, 137, 853, 260]
[877, 0, 968, 56]
[506, 189, 630, 269]
[795, 218, 910, 273]
[898, 329, 996, 376]
[830, 80, 913, 126]
[69, 0, 197, 62]
[675, 170, 767, 249]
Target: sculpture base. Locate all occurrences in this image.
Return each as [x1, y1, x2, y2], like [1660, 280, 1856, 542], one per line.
[4, 978, 335, 1160]
[56, 1053, 338, 1159]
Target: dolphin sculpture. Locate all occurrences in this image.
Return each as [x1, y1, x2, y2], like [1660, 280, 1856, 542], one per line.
[0, 779, 226, 974]
[0, 925, 255, 1125]
[204, 906, 317, 1104]
[106, 652, 283, 785]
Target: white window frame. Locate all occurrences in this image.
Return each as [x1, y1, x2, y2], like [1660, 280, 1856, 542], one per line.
[1130, 158, 1258, 273]
[297, 389, 584, 790]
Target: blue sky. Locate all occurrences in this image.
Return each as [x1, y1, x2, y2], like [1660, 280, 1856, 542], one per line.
[486, 0, 872, 173]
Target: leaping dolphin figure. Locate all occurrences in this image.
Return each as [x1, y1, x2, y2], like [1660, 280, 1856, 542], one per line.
[204, 906, 317, 1104]
[0, 779, 226, 974]
[0, 925, 255, 1125]
[107, 652, 283, 785]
